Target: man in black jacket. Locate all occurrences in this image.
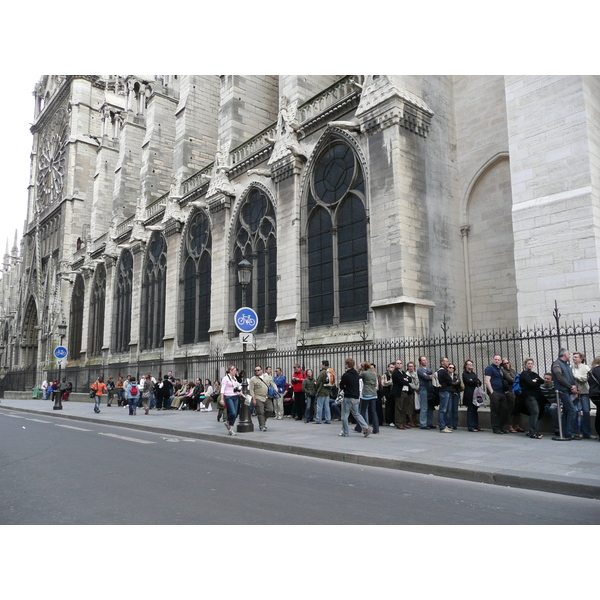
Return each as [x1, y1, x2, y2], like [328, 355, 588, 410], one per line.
[391, 359, 412, 429]
[338, 358, 370, 438]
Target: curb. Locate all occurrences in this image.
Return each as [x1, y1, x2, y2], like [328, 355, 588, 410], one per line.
[2, 404, 599, 501]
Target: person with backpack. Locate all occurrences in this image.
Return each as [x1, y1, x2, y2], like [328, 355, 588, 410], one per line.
[124, 374, 139, 416]
[314, 360, 334, 424]
[519, 358, 546, 439]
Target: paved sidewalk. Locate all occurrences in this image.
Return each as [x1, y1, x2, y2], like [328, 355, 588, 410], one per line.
[1, 397, 600, 500]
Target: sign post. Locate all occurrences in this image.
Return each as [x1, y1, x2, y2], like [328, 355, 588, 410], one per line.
[235, 307, 258, 433]
[53, 346, 68, 410]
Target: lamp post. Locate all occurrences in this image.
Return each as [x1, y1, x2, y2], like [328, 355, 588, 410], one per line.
[0, 341, 5, 375]
[54, 321, 67, 410]
[236, 258, 254, 433]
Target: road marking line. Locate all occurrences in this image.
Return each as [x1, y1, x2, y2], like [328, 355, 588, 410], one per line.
[98, 432, 155, 444]
[3, 414, 25, 418]
[25, 418, 53, 423]
[55, 424, 93, 432]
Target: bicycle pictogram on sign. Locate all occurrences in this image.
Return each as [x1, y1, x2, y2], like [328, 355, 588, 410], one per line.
[234, 307, 258, 333]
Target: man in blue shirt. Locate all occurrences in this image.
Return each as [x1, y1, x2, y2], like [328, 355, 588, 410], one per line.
[485, 354, 509, 434]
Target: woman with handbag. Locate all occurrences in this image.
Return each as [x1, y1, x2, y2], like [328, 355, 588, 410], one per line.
[220, 365, 243, 436]
[462, 360, 483, 432]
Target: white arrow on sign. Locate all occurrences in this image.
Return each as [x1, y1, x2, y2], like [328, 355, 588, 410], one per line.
[239, 332, 254, 345]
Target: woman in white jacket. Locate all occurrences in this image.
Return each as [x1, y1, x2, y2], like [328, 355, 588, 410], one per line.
[572, 351, 597, 439]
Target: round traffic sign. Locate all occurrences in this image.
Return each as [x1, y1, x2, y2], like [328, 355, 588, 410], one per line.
[54, 346, 68, 359]
[234, 307, 258, 333]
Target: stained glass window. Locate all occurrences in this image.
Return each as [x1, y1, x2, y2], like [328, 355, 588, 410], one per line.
[306, 140, 369, 326]
[181, 211, 212, 344]
[232, 188, 277, 334]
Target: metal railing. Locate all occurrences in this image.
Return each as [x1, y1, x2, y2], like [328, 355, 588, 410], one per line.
[4, 318, 597, 396]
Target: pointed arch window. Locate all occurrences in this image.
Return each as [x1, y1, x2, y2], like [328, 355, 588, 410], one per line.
[140, 233, 167, 350]
[88, 264, 106, 356]
[68, 275, 85, 360]
[232, 187, 277, 334]
[23, 297, 39, 366]
[113, 250, 133, 353]
[306, 139, 369, 327]
[181, 210, 212, 344]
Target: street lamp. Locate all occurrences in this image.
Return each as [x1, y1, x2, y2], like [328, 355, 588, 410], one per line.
[54, 321, 67, 410]
[0, 341, 5, 373]
[236, 258, 254, 433]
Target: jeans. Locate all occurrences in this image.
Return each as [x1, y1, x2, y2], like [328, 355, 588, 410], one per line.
[447, 393, 459, 428]
[127, 395, 137, 415]
[329, 398, 341, 420]
[524, 395, 540, 435]
[546, 403, 560, 434]
[315, 395, 331, 423]
[437, 391, 450, 430]
[419, 387, 433, 427]
[94, 395, 102, 412]
[304, 395, 315, 422]
[360, 396, 379, 433]
[224, 395, 239, 428]
[575, 394, 593, 436]
[341, 397, 368, 436]
[558, 390, 577, 438]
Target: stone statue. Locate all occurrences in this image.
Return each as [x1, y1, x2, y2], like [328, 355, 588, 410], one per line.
[268, 96, 307, 165]
[247, 168, 272, 178]
[206, 141, 235, 198]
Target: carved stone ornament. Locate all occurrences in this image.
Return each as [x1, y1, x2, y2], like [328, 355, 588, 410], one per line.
[354, 76, 434, 137]
[268, 96, 307, 165]
[36, 107, 70, 207]
[206, 141, 235, 199]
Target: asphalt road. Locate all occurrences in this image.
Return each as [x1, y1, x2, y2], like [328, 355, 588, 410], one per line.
[2, 408, 599, 525]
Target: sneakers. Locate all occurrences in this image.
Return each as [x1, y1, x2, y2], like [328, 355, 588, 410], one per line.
[388, 423, 395, 427]
[363, 427, 371, 437]
[440, 427, 453, 433]
[205, 404, 213, 412]
[338, 432, 348, 437]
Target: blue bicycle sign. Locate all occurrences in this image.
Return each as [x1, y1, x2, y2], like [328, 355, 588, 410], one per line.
[234, 307, 258, 333]
[54, 346, 68, 360]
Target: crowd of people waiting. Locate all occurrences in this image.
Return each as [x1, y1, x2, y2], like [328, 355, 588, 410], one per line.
[40, 348, 600, 441]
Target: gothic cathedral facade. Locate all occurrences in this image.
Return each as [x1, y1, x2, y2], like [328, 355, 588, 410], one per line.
[1, 75, 599, 377]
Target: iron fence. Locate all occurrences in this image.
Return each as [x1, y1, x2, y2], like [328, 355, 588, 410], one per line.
[3, 319, 598, 395]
